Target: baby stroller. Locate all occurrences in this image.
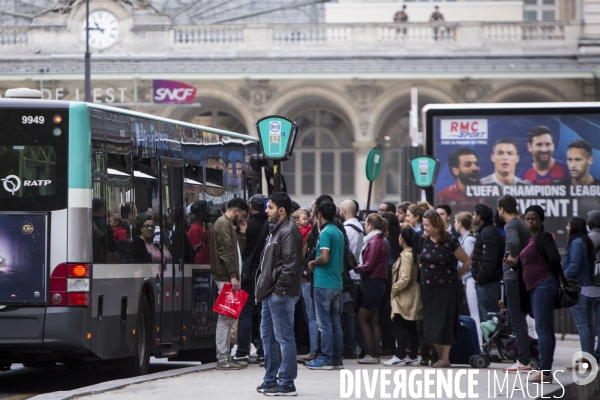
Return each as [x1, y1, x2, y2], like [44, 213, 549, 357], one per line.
[469, 306, 540, 369]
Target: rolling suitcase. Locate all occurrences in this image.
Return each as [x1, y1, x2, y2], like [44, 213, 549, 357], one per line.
[449, 316, 481, 365]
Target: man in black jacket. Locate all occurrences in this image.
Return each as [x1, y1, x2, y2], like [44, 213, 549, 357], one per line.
[472, 204, 505, 324]
[255, 192, 303, 396]
[234, 195, 268, 365]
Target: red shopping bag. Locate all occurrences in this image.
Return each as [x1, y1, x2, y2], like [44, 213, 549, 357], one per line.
[212, 283, 249, 319]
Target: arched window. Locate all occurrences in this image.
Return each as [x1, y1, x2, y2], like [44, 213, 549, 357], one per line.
[284, 107, 354, 200]
[377, 95, 444, 200]
[191, 110, 248, 134]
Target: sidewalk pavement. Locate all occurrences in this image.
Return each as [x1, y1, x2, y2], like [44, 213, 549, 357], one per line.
[32, 339, 600, 400]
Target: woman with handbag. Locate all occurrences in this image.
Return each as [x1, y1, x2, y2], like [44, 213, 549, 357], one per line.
[384, 226, 422, 366]
[563, 217, 599, 371]
[419, 210, 471, 368]
[519, 205, 560, 383]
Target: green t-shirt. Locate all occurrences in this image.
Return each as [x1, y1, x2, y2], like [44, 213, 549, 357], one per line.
[314, 223, 345, 290]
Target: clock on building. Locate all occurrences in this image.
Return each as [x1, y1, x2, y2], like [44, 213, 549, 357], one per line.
[81, 10, 119, 49]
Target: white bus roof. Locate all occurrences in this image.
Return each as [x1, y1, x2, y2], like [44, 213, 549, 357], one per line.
[87, 103, 257, 142]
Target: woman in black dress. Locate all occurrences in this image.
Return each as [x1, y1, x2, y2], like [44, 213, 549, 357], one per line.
[420, 209, 471, 368]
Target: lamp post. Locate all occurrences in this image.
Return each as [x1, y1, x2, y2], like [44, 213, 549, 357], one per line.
[84, 0, 91, 102]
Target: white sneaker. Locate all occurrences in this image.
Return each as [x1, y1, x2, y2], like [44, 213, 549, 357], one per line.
[503, 361, 532, 373]
[358, 355, 380, 364]
[383, 356, 404, 366]
[405, 357, 419, 365]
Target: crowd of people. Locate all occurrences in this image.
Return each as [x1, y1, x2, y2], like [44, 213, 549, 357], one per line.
[208, 192, 600, 396]
[97, 190, 600, 395]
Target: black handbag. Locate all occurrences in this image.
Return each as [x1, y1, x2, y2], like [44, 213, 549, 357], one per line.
[555, 271, 581, 309]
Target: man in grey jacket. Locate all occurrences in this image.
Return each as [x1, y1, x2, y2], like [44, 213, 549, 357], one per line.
[255, 192, 303, 396]
[498, 195, 532, 373]
[210, 197, 248, 370]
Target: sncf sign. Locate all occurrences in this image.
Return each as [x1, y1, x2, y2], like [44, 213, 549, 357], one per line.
[153, 80, 197, 104]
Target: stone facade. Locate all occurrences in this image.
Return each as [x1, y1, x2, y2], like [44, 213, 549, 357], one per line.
[0, 0, 599, 207]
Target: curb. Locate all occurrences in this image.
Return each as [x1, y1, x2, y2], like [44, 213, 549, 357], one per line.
[29, 363, 217, 400]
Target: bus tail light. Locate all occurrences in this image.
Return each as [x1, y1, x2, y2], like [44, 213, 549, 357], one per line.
[50, 263, 91, 307]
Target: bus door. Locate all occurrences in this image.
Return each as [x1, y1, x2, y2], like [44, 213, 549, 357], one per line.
[159, 158, 184, 353]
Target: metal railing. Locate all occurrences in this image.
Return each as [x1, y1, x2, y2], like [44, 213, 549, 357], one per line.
[485, 22, 566, 42]
[273, 25, 351, 43]
[378, 23, 457, 42]
[169, 21, 576, 47]
[172, 26, 244, 45]
[1, 21, 579, 54]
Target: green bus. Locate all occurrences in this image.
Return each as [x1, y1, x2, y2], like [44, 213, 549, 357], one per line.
[0, 90, 262, 375]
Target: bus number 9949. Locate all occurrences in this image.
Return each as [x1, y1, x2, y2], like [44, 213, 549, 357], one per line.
[22, 116, 45, 124]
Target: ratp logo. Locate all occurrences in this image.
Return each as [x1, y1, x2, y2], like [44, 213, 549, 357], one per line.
[441, 119, 488, 140]
[2, 175, 21, 195]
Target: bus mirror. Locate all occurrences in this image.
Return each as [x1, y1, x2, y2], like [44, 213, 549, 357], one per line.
[249, 153, 269, 172]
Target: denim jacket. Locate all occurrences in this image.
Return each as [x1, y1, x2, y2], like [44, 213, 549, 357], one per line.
[562, 237, 592, 286]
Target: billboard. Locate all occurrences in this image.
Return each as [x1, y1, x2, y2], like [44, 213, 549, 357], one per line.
[0, 213, 47, 303]
[431, 112, 600, 250]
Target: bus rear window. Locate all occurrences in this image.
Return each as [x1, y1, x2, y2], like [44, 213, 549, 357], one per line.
[0, 108, 68, 211]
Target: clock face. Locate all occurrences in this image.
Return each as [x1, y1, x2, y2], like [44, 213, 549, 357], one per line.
[82, 10, 119, 49]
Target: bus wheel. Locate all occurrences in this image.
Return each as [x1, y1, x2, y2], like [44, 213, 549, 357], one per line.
[125, 295, 151, 376]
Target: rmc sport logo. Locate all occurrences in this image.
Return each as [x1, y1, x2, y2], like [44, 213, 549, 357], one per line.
[2, 175, 52, 195]
[441, 119, 489, 140]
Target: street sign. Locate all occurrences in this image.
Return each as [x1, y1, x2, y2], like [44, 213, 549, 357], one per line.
[410, 156, 439, 188]
[256, 115, 298, 161]
[365, 148, 383, 182]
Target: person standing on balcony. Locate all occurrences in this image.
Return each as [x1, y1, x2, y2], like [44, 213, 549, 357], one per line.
[430, 5, 445, 40]
[430, 5, 444, 21]
[394, 5, 408, 36]
[394, 5, 408, 22]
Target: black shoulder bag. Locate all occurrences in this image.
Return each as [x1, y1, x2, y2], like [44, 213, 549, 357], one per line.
[241, 220, 269, 281]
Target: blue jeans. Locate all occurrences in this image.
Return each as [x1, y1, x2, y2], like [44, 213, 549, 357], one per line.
[235, 268, 257, 357]
[504, 279, 530, 365]
[301, 282, 319, 354]
[571, 294, 600, 360]
[475, 281, 501, 322]
[261, 294, 298, 387]
[530, 275, 559, 372]
[313, 287, 343, 365]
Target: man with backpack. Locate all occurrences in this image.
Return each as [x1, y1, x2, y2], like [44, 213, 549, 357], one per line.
[304, 195, 359, 361]
[471, 204, 505, 327]
[340, 199, 366, 358]
[305, 201, 346, 370]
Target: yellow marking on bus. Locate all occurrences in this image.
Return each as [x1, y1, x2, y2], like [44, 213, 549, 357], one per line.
[132, 329, 136, 335]
[86, 333, 91, 339]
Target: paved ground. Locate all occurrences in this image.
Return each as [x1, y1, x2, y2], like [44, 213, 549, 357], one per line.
[29, 338, 600, 400]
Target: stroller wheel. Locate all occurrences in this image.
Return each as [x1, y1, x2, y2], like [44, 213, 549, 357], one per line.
[469, 354, 489, 369]
[530, 358, 540, 371]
